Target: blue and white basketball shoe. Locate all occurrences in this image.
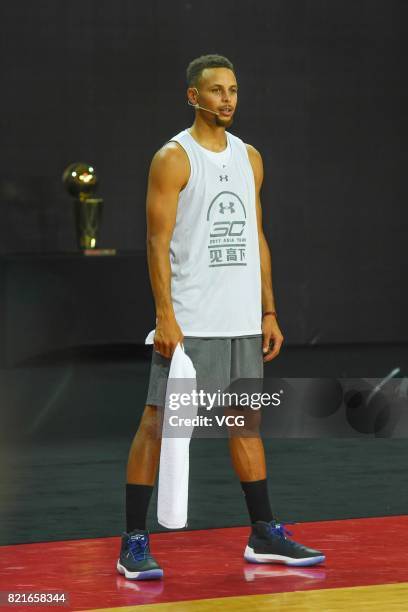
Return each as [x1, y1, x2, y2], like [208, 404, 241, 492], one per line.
[244, 520, 326, 567]
[117, 528, 164, 580]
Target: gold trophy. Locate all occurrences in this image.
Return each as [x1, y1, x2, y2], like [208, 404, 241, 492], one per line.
[62, 162, 115, 255]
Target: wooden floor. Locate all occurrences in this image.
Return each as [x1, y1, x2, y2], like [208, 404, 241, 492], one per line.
[1, 515, 407, 611]
[86, 583, 408, 612]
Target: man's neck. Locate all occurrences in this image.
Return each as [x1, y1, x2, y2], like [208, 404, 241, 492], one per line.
[188, 119, 227, 152]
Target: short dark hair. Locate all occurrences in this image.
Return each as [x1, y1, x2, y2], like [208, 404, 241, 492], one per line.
[186, 54, 235, 88]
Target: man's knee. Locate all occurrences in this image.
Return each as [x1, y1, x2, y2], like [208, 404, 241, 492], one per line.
[224, 405, 262, 436]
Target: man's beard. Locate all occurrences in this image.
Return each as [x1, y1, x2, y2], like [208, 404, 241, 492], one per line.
[215, 114, 234, 128]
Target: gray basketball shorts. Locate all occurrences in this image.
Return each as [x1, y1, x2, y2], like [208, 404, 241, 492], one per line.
[145, 334, 264, 408]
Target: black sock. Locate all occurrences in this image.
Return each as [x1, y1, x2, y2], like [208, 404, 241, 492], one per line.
[240, 478, 274, 524]
[126, 483, 154, 532]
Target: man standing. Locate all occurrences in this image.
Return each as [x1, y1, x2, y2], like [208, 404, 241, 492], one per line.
[117, 54, 325, 580]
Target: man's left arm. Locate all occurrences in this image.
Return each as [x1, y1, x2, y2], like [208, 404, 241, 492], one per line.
[246, 144, 284, 362]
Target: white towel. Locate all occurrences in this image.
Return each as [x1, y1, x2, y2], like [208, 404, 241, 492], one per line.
[145, 329, 197, 529]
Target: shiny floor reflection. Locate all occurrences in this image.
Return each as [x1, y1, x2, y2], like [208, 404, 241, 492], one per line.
[0, 516, 407, 610]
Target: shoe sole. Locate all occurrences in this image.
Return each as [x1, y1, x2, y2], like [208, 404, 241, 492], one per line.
[244, 545, 325, 567]
[116, 560, 164, 580]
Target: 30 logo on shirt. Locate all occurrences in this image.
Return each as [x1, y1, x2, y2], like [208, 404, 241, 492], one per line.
[206, 191, 247, 268]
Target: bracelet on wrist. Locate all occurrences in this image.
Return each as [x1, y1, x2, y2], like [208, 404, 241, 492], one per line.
[262, 310, 277, 319]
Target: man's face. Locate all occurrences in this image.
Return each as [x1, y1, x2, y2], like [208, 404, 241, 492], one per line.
[190, 67, 238, 127]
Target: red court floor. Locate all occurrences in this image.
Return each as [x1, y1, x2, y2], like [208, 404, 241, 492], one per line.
[0, 515, 407, 611]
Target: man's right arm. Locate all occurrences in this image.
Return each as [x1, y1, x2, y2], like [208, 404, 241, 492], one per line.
[146, 142, 190, 358]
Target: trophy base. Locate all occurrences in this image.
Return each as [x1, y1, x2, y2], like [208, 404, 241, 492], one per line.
[82, 248, 117, 256]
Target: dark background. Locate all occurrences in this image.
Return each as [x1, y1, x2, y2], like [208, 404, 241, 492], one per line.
[1, 0, 407, 345]
[1, 0, 408, 549]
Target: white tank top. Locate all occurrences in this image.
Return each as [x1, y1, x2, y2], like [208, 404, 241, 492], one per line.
[150, 128, 262, 338]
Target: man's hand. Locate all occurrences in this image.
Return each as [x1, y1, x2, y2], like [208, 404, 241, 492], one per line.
[262, 315, 284, 362]
[154, 316, 184, 359]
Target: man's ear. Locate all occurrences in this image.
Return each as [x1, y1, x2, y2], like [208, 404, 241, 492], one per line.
[187, 86, 199, 106]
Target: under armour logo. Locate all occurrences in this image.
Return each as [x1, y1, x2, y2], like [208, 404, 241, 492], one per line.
[219, 202, 235, 214]
[219, 175, 228, 182]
